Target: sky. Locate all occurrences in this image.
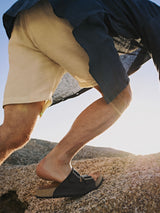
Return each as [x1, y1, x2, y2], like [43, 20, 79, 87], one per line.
[0, 0, 160, 155]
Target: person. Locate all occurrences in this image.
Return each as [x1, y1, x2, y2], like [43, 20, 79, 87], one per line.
[0, 0, 159, 198]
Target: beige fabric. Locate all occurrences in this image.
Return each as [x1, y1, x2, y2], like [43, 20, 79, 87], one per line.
[3, 0, 97, 115]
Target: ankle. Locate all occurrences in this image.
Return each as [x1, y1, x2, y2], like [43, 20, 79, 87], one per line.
[46, 147, 72, 166]
[36, 156, 72, 182]
[51, 143, 75, 162]
[56, 153, 71, 166]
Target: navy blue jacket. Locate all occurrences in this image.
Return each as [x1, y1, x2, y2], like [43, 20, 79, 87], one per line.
[3, 0, 160, 103]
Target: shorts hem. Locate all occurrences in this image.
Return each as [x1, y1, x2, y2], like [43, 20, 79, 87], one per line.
[78, 81, 98, 88]
[3, 96, 53, 116]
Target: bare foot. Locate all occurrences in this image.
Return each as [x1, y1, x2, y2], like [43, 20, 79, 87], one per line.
[36, 157, 72, 182]
[36, 157, 101, 183]
[89, 171, 101, 181]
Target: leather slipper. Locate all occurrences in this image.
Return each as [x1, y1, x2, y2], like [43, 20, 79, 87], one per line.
[36, 168, 103, 198]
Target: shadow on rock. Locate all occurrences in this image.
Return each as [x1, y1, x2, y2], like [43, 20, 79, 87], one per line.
[0, 191, 28, 213]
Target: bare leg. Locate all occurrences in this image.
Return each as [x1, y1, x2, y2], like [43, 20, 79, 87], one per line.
[36, 85, 132, 182]
[0, 102, 44, 165]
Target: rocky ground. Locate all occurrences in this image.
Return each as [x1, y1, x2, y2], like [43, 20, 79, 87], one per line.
[3, 139, 133, 165]
[0, 139, 160, 213]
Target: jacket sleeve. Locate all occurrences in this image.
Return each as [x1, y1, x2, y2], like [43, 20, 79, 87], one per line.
[73, 12, 129, 103]
[142, 15, 160, 79]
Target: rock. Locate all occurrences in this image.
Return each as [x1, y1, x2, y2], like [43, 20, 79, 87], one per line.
[0, 155, 160, 212]
[4, 138, 133, 165]
[51, 73, 91, 105]
[0, 191, 28, 213]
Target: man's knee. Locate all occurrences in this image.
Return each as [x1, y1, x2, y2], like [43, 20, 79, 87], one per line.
[117, 84, 132, 109]
[95, 84, 132, 113]
[1, 102, 44, 150]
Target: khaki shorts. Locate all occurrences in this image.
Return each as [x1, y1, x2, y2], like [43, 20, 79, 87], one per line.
[3, 0, 97, 115]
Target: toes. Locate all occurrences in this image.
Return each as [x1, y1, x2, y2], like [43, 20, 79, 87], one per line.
[89, 171, 101, 181]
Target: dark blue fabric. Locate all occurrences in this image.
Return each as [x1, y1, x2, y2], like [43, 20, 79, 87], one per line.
[2, 0, 160, 103]
[73, 13, 129, 102]
[49, 0, 107, 27]
[3, 0, 40, 38]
